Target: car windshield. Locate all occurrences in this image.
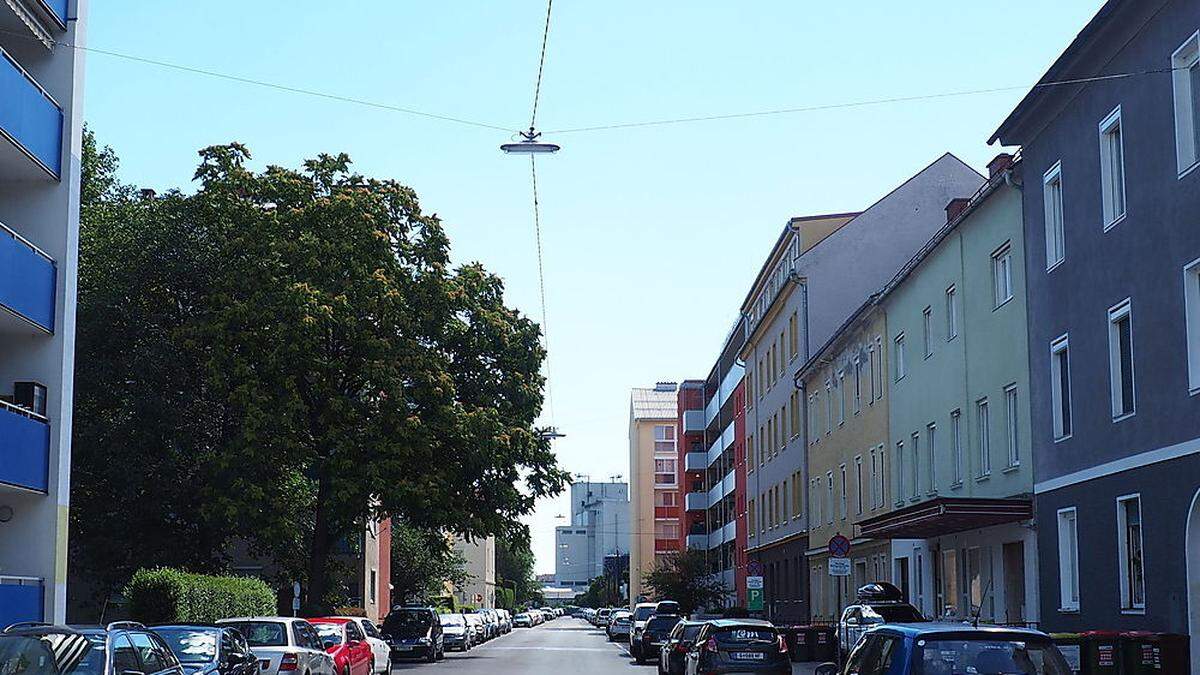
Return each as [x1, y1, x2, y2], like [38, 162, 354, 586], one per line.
[864, 605, 926, 623]
[222, 622, 286, 647]
[153, 629, 219, 664]
[633, 607, 655, 621]
[383, 612, 429, 638]
[916, 639, 1072, 675]
[311, 623, 343, 645]
[0, 634, 105, 675]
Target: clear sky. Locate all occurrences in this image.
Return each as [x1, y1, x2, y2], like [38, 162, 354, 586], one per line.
[84, 1, 1104, 574]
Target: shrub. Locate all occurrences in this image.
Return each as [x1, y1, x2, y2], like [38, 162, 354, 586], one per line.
[125, 567, 276, 624]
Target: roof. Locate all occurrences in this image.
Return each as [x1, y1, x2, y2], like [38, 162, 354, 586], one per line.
[878, 622, 1051, 639]
[630, 387, 677, 420]
[738, 212, 859, 312]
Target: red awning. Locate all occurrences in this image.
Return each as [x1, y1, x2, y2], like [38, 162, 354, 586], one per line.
[856, 497, 1032, 539]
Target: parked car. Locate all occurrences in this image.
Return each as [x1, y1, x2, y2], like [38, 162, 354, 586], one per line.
[814, 624, 1073, 675]
[684, 619, 789, 675]
[654, 601, 681, 617]
[628, 602, 660, 660]
[495, 609, 511, 634]
[329, 619, 388, 675]
[606, 611, 632, 642]
[462, 613, 484, 643]
[658, 621, 706, 675]
[437, 614, 471, 652]
[217, 618, 335, 675]
[512, 613, 533, 628]
[151, 624, 259, 675]
[380, 606, 444, 663]
[479, 610, 497, 639]
[633, 614, 680, 665]
[3, 621, 186, 675]
[837, 583, 926, 656]
[307, 619, 373, 675]
[594, 608, 612, 627]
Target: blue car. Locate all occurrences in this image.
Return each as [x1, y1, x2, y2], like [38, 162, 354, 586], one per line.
[815, 623, 1072, 675]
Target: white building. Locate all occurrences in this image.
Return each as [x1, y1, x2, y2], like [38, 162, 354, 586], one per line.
[0, 0, 87, 626]
[554, 480, 629, 590]
[451, 536, 495, 609]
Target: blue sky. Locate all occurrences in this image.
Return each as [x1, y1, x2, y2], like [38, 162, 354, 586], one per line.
[84, 1, 1103, 574]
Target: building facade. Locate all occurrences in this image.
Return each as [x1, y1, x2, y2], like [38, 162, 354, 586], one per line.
[628, 383, 681, 603]
[0, 0, 87, 627]
[554, 480, 629, 590]
[798, 304, 893, 622]
[862, 159, 1039, 625]
[991, 0, 1200, 658]
[451, 535, 496, 609]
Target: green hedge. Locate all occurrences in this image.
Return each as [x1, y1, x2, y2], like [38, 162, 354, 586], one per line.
[125, 567, 277, 624]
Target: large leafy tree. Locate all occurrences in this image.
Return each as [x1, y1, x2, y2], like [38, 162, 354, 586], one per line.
[389, 521, 469, 605]
[643, 550, 729, 615]
[495, 536, 543, 607]
[71, 134, 568, 614]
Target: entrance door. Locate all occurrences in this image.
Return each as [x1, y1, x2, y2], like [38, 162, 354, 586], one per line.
[895, 557, 910, 603]
[1003, 542, 1026, 623]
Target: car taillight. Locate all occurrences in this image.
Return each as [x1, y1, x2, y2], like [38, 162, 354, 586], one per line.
[279, 653, 299, 671]
[703, 638, 718, 653]
[777, 635, 788, 653]
[674, 642, 687, 653]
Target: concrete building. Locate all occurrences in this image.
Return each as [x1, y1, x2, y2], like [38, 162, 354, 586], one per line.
[797, 302, 893, 622]
[0, 0, 87, 627]
[451, 535, 495, 609]
[629, 383, 681, 603]
[554, 480, 629, 590]
[746, 154, 983, 621]
[991, 1, 1200, 659]
[861, 157, 1038, 625]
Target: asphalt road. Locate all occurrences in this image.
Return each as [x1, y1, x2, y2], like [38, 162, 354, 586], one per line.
[391, 618, 643, 674]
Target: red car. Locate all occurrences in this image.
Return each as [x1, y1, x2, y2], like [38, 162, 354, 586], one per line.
[310, 618, 374, 675]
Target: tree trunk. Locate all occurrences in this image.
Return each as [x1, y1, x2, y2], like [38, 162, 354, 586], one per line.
[305, 469, 334, 616]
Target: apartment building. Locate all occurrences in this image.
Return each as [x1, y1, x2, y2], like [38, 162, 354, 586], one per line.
[554, 480, 629, 590]
[628, 383, 682, 603]
[451, 535, 496, 609]
[991, 1, 1200, 659]
[0, 0, 87, 627]
[861, 157, 1038, 625]
[797, 302, 893, 622]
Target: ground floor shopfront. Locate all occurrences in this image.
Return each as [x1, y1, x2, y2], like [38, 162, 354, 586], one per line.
[807, 539, 892, 622]
[749, 533, 809, 622]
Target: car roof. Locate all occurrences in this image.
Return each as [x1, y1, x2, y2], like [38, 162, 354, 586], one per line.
[3, 624, 84, 636]
[217, 617, 297, 624]
[705, 619, 776, 628]
[878, 622, 1052, 639]
[150, 625, 223, 631]
[634, 602, 657, 608]
[308, 618, 349, 624]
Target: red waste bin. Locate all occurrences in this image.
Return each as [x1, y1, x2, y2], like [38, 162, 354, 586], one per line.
[1119, 632, 1189, 673]
[1079, 631, 1123, 674]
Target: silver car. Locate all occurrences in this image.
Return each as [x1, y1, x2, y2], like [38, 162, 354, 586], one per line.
[217, 618, 335, 675]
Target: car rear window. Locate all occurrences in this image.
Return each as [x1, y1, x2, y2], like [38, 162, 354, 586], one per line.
[647, 617, 678, 631]
[681, 625, 703, 641]
[222, 622, 286, 647]
[713, 626, 777, 644]
[865, 604, 926, 623]
[633, 607, 655, 621]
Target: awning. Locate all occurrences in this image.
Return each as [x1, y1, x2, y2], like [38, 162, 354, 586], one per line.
[857, 497, 1032, 539]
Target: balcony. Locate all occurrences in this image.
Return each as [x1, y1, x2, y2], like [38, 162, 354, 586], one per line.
[654, 539, 680, 553]
[686, 533, 707, 550]
[682, 409, 704, 433]
[0, 577, 43, 628]
[654, 506, 675, 519]
[706, 469, 736, 506]
[38, 0, 68, 28]
[0, 222, 56, 332]
[0, 401, 49, 492]
[0, 48, 63, 179]
[685, 492, 707, 512]
[685, 451, 706, 471]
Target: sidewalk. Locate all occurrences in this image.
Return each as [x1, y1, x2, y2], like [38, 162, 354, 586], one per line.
[791, 663, 824, 675]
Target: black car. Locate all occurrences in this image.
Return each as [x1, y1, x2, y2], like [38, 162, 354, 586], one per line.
[151, 625, 259, 675]
[3, 621, 187, 675]
[633, 615, 679, 665]
[684, 620, 789, 675]
[380, 607, 444, 663]
[657, 620, 704, 675]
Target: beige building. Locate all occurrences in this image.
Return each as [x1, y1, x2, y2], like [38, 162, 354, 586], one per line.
[450, 535, 496, 608]
[629, 383, 681, 604]
[797, 302, 894, 621]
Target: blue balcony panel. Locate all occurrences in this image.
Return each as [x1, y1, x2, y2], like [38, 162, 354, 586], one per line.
[39, 0, 68, 28]
[0, 402, 49, 492]
[0, 49, 63, 178]
[0, 578, 44, 627]
[0, 223, 56, 332]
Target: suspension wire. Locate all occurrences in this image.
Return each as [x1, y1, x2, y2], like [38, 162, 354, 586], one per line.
[529, 0, 555, 131]
[530, 154, 555, 424]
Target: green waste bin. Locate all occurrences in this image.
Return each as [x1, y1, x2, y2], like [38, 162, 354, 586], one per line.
[1079, 631, 1124, 674]
[810, 625, 836, 662]
[1051, 633, 1085, 675]
[1119, 632, 1189, 674]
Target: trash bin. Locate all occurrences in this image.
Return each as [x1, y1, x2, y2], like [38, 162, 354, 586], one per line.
[1051, 633, 1084, 675]
[1119, 632, 1190, 673]
[810, 624, 837, 662]
[1079, 631, 1123, 674]
[788, 626, 813, 662]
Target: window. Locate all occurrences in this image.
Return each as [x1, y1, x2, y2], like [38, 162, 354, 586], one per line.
[874, 337, 884, 399]
[992, 243, 1014, 307]
[951, 410, 963, 484]
[855, 456, 864, 515]
[1117, 495, 1146, 611]
[1172, 31, 1200, 174]
[839, 464, 847, 519]
[748, 498, 756, 533]
[837, 371, 846, 425]
[825, 380, 833, 434]
[826, 472, 834, 526]
[1189, 261, 1200, 392]
[853, 357, 862, 413]
[369, 569, 377, 604]
[1099, 106, 1127, 227]
[1044, 162, 1066, 268]
[655, 491, 677, 507]
[789, 312, 799, 359]
[654, 425, 676, 453]
[977, 399, 991, 477]
[877, 444, 886, 506]
[1108, 300, 1136, 419]
[1005, 385, 1020, 467]
[654, 458, 677, 486]
[747, 435, 755, 471]
[945, 285, 959, 339]
[926, 423, 937, 494]
[923, 306, 933, 358]
[910, 433, 920, 499]
[894, 333, 906, 380]
[1057, 507, 1080, 611]
[1051, 335, 1073, 439]
[868, 346, 877, 401]
[869, 447, 879, 509]
[895, 441, 905, 505]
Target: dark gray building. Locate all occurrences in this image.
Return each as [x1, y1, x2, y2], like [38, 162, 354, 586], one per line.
[991, 0, 1200, 659]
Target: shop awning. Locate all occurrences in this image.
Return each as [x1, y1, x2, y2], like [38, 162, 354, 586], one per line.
[857, 497, 1032, 539]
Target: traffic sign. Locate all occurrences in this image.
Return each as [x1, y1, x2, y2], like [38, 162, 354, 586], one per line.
[746, 576, 763, 590]
[828, 534, 851, 558]
[828, 558, 851, 576]
[747, 560, 762, 577]
[747, 588, 764, 611]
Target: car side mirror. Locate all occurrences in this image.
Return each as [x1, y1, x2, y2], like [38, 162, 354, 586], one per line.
[814, 664, 839, 675]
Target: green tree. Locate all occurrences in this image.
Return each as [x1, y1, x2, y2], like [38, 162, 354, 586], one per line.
[495, 536, 542, 607]
[389, 522, 469, 605]
[643, 550, 729, 615]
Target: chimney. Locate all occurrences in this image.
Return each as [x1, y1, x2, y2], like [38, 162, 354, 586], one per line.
[987, 153, 1014, 179]
[945, 197, 970, 223]
[654, 381, 678, 392]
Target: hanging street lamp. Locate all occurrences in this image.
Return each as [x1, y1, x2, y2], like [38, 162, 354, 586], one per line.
[501, 127, 561, 154]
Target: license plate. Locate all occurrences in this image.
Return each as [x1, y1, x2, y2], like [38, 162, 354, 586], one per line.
[732, 652, 765, 660]
[393, 646, 411, 652]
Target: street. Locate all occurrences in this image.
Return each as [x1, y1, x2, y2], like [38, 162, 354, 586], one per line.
[391, 618, 821, 675]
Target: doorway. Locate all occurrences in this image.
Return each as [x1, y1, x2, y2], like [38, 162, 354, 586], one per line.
[895, 557, 910, 603]
[1003, 541, 1026, 623]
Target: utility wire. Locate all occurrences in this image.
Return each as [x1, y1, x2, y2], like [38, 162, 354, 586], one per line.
[529, 0, 554, 131]
[530, 154, 555, 424]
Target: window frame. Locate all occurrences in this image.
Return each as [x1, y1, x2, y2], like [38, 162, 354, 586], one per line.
[1173, 30, 1200, 177]
[1050, 334, 1073, 441]
[945, 285, 959, 340]
[976, 398, 991, 478]
[922, 306, 933, 359]
[855, 455, 864, 515]
[1004, 384, 1020, 468]
[951, 409, 963, 486]
[909, 432, 920, 500]
[992, 242, 1014, 308]
[1056, 506, 1080, 612]
[894, 333, 907, 381]
[1043, 161, 1066, 270]
[1185, 258, 1200, 394]
[1116, 493, 1146, 612]
[1108, 299, 1136, 421]
[1098, 105, 1128, 230]
[925, 422, 937, 495]
[894, 440, 905, 506]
